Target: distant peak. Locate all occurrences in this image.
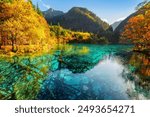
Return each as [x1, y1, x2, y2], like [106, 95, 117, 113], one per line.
[115, 17, 126, 23]
[69, 7, 89, 12]
[43, 8, 64, 13]
[71, 7, 87, 10]
[42, 8, 64, 19]
[47, 8, 53, 11]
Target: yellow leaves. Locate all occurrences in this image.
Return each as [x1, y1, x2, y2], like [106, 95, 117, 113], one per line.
[49, 25, 92, 44]
[0, 0, 53, 52]
[145, 10, 150, 16]
[78, 46, 89, 55]
[0, 2, 13, 20]
[121, 3, 150, 47]
[128, 15, 145, 24]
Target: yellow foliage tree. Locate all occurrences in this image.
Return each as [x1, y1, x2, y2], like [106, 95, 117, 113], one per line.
[121, 2, 150, 51]
[0, 0, 54, 52]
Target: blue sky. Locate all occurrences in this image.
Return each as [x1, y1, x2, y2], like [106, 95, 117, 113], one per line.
[32, 0, 144, 24]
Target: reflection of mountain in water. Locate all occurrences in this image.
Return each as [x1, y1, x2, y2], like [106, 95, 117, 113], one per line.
[57, 44, 131, 73]
[0, 44, 149, 100]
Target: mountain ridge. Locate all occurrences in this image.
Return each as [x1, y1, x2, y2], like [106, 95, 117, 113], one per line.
[42, 8, 64, 21]
[43, 7, 110, 34]
[111, 20, 122, 31]
[114, 11, 140, 43]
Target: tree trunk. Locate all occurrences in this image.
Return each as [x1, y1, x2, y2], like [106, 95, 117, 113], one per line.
[12, 39, 15, 52]
[11, 34, 17, 52]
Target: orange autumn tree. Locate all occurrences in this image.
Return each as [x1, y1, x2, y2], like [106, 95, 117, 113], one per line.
[0, 0, 54, 52]
[121, 2, 150, 51]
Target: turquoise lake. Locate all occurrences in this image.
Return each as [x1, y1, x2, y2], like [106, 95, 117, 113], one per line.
[0, 44, 149, 100]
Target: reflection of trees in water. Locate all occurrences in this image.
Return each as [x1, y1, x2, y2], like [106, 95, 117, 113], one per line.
[129, 52, 150, 79]
[0, 45, 93, 100]
[42, 50, 150, 100]
[121, 52, 150, 99]
[61, 55, 97, 73]
[38, 45, 123, 100]
[0, 45, 137, 100]
[0, 45, 96, 100]
[55, 45, 108, 73]
[128, 53, 150, 88]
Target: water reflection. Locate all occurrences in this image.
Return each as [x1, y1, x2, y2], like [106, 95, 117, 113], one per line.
[120, 52, 150, 99]
[129, 52, 150, 79]
[0, 44, 149, 100]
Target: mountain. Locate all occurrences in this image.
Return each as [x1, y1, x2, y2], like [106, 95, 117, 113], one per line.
[114, 2, 150, 43]
[113, 12, 140, 43]
[111, 20, 122, 31]
[114, 12, 137, 35]
[42, 8, 64, 20]
[44, 7, 110, 34]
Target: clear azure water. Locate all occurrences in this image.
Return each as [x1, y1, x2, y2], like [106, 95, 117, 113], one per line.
[0, 44, 149, 100]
